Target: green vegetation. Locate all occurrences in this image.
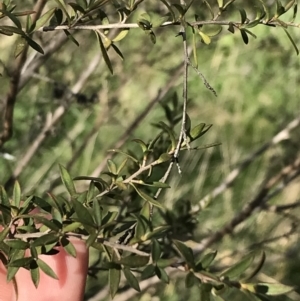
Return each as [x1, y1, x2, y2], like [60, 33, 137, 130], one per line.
[0, 1, 300, 300]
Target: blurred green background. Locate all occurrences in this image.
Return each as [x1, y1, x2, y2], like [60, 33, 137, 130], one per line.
[0, 1, 300, 300]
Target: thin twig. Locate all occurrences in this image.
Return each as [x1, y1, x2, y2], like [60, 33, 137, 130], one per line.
[12, 232, 149, 257]
[40, 19, 300, 32]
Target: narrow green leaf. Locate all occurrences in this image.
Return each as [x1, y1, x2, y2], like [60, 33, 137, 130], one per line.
[24, 36, 44, 54]
[63, 29, 80, 46]
[123, 268, 140, 292]
[141, 264, 155, 279]
[37, 258, 58, 279]
[0, 8, 22, 28]
[283, 28, 299, 55]
[151, 239, 161, 263]
[155, 266, 169, 283]
[143, 225, 170, 240]
[7, 266, 20, 282]
[203, 1, 214, 19]
[111, 43, 124, 60]
[157, 153, 171, 164]
[292, 1, 297, 21]
[86, 231, 98, 248]
[116, 158, 128, 175]
[107, 159, 117, 174]
[239, 8, 247, 24]
[217, 0, 223, 9]
[54, 0, 71, 24]
[245, 19, 261, 29]
[59, 164, 77, 197]
[12, 181, 21, 208]
[68, 2, 86, 14]
[60, 236, 77, 257]
[199, 31, 211, 45]
[130, 183, 164, 209]
[30, 260, 40, 288]
[72, 199, 95, 227]
[192, 27, 198, 68]
[32, 216, 61, 231]
[198, 250, 218, 270]
[172, 4, 185, 17]
[221, 251, 256, 280]
[173, 240, 195, 269]
[5, 240, 29, 249]
[189, 123, 206, 141]
[62, 221, 82, 233]
[185, 271, 196, 288]
[34, 8, 56, 31]
[159, 122, 176, 150]
[112, 28, 129, 42]
[107, 149, 139, 163]
[109, 267, 121, 298]
[32, 233, 59, 247]
[93, 199, 102, 226]
[240, 29, 249, 44]
[132, 139, 148, 153]
[6, 249, 25, 281]
[14, 37, 27, 58]
[117, 255, 149, 268]
[9, 257, 33, 268]
[0, 227, 10, 242]
[254, 282, 294, 296]
[95, 31, 113, 74]
[276, 0, 285, 17]
[245, 251, 266, 281]
[135, 214, 149, 241]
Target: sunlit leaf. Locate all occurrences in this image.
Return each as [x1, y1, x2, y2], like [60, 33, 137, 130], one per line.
[199, 31, 211, 45]
[34, 8, 56, 31]
[112, 28, 129, 42]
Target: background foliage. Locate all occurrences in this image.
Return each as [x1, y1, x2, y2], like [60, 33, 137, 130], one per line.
[0, 0, 300, 300]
